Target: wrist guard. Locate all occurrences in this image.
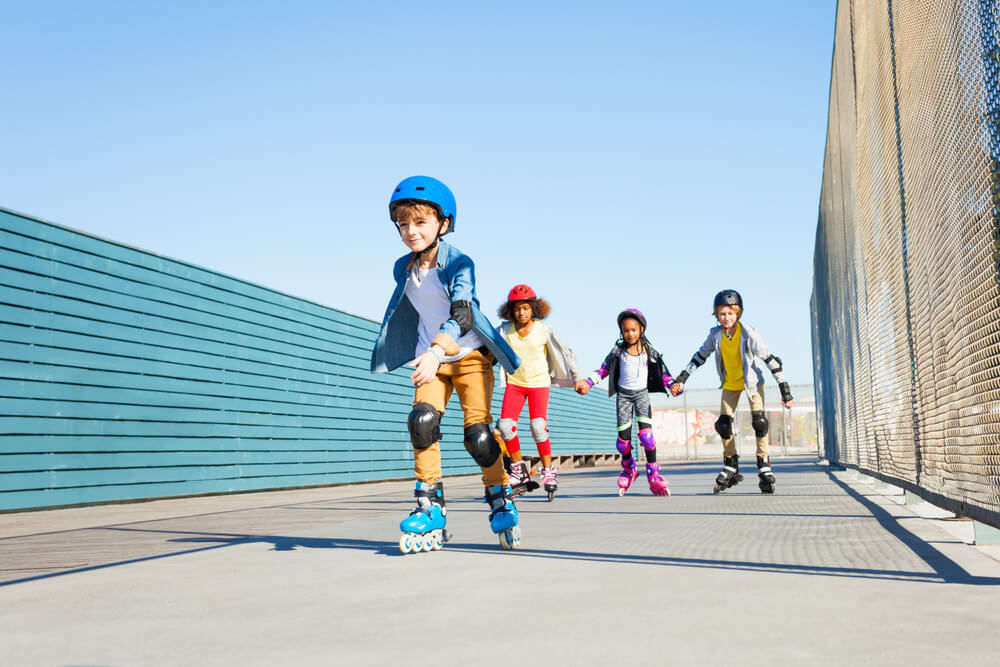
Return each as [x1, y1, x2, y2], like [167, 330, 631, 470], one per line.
[675, 370, 690, 385]
[779, 382, 793, 403]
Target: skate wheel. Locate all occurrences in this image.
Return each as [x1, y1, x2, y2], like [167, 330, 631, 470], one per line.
[420, 534, 433, 552]
[547, 491, 554, 502]
[618, 487, 626, 496]
[499, 530, 512, 550]
[399, 534, 413, 554]
[431, 535, 443, 550]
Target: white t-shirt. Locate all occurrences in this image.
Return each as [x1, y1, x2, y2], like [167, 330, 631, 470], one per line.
[405, 267, 484, 362]
[618, 350, 648, 391]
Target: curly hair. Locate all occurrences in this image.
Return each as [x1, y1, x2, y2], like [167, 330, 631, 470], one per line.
[498, 298, 551, 322]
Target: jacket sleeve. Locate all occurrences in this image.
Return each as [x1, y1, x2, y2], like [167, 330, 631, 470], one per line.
[656, 352, 675, 388]
[746, 326, 793, 400]
[676, 330, 715, 383]
[547, 323, 585, 382]
[439, 254, 477, 341]
[585, 349, 614, 388]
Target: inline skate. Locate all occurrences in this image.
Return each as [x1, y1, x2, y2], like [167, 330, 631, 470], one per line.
[507, 459, 539, 499]
[617, 456, 639, 496]
[646, 462, 670, 496]
[713, 455, 744, 494]
[541, 466, 558, 501]
[757, 456, 776, 494]
[399, 481, 450, 554]
[484, 484, 521, 549]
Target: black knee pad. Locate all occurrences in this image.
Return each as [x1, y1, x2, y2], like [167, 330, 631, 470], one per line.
[407, 402, 441, 450]
[714, 415, 733, 440]
[464, 423, 500, 467]
[752, 411, 769, 438]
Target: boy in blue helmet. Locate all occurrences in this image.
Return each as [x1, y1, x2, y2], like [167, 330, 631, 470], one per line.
[371, 175, 523, 552]
[670, 290, 794, 494]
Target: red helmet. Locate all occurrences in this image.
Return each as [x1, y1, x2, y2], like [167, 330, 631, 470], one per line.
[507, 284, 537, 302]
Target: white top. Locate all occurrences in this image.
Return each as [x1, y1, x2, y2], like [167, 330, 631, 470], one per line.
[405, 266, 484, 362]
[618, 350, 648, 391]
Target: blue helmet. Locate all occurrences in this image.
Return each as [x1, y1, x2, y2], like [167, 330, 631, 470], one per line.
[389, 176, 456, 234]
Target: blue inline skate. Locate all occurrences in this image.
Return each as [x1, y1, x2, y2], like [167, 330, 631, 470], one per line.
[484, 484, 521, 550]
[399, 481, 451, 554]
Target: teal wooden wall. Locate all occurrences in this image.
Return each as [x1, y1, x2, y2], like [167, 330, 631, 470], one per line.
[0, 208, 616, 511]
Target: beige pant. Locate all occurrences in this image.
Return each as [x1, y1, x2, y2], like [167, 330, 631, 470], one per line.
[412, 349, 507, 486]
[719, 387, 768, 459]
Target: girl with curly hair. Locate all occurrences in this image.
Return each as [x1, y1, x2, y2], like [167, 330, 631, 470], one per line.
[496, 284, 585, 501]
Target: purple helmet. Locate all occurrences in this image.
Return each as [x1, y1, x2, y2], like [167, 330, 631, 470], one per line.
[617, 308, 646, 331]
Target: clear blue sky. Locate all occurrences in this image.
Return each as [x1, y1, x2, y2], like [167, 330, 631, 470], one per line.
[1, 1, 836, 391]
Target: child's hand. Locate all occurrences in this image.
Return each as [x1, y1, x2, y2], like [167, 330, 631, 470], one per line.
[783, 399, 795, 409]
[407, 351, 441, 387]
[574, 380, 590, 395]
[670, 381, 684, 396]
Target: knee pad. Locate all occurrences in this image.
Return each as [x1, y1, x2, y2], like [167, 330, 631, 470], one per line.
[496, 418, 517, 441]
[408, 402, 441, 450]
[714, 415, 733, 440]
[530, 418, 548, 442]
[638, 428, 656, 451]
[616, 436, 632, 456]
[464, 423, 500, 467]
[752, 411, 769, 437]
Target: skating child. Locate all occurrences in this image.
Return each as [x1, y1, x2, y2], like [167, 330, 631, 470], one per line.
[669, 290, 794, 494]
[575, 309, 677, 496]
[496, 284, 586, 501]
[371, 176, 523, 552]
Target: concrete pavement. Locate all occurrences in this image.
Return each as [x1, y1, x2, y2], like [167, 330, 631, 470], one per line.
[2, 455, 999, 666]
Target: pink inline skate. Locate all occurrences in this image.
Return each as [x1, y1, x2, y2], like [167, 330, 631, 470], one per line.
[507, 459, 539, 499]
[540, 466, 558, 502]
[618, 457, 638, 496]
[646, 462, 670, 496]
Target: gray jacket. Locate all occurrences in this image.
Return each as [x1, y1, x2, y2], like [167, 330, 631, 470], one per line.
[679, 322, 791, 400]
[499, 321, 585, 389]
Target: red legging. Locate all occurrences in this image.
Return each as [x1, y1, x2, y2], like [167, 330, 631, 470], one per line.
[499, 384, 551, 457]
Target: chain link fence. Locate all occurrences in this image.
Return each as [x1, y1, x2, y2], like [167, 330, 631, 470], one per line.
[813, 0, 1000, 527]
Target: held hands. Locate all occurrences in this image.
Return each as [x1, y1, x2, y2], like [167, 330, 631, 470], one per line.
[669, 381, 684, 396]
[407, 348, 443, 387]
[783, 399, 795, 409]
[574, 379, 590, 395]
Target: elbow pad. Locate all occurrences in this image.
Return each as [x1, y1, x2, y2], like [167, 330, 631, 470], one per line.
[450, 300, 474, 336]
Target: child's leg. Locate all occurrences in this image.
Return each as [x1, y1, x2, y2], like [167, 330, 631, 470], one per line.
[450, 351, 505, 487]
[748, 388, 769, 459]
[616, 392, 635, 459]
[497, 384, 529, 463]
[749, 388, 775, 493]
[615, 392, 640, 494]
[525, 386, 552, 467]
[716, 389, 742, 457]
[411, 375, 454, 484]
[634, 389, 656, 463]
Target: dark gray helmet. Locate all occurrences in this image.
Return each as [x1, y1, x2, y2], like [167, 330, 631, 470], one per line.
[713, 290, 743, 309]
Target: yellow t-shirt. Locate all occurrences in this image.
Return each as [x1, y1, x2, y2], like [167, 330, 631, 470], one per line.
[504, 322, 551, 388]
[720, 322, 745, 391]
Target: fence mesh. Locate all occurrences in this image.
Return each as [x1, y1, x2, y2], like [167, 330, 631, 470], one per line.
[813, 0, 1000, 527]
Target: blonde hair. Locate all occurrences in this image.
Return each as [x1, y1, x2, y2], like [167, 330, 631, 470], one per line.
[391, 202, 445, 224]
[714, 304, 743, 318]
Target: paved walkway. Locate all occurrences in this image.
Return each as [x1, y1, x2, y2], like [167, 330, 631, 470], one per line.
[2, 455, 999, 666]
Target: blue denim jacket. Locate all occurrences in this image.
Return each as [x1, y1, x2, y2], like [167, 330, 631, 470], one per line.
[370, 240, 521, 375]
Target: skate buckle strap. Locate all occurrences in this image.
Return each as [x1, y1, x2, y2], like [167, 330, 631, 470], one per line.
[724, 466, 737, 472]
[758, 466, 772, 473]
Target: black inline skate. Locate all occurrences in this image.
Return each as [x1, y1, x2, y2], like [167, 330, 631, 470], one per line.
[713, 455, 744, 494]
[757, 456, 776, 494]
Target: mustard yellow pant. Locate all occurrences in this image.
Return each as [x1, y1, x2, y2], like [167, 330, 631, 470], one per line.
[719, 387, 768, 458]
[412, 350, 507, 486]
